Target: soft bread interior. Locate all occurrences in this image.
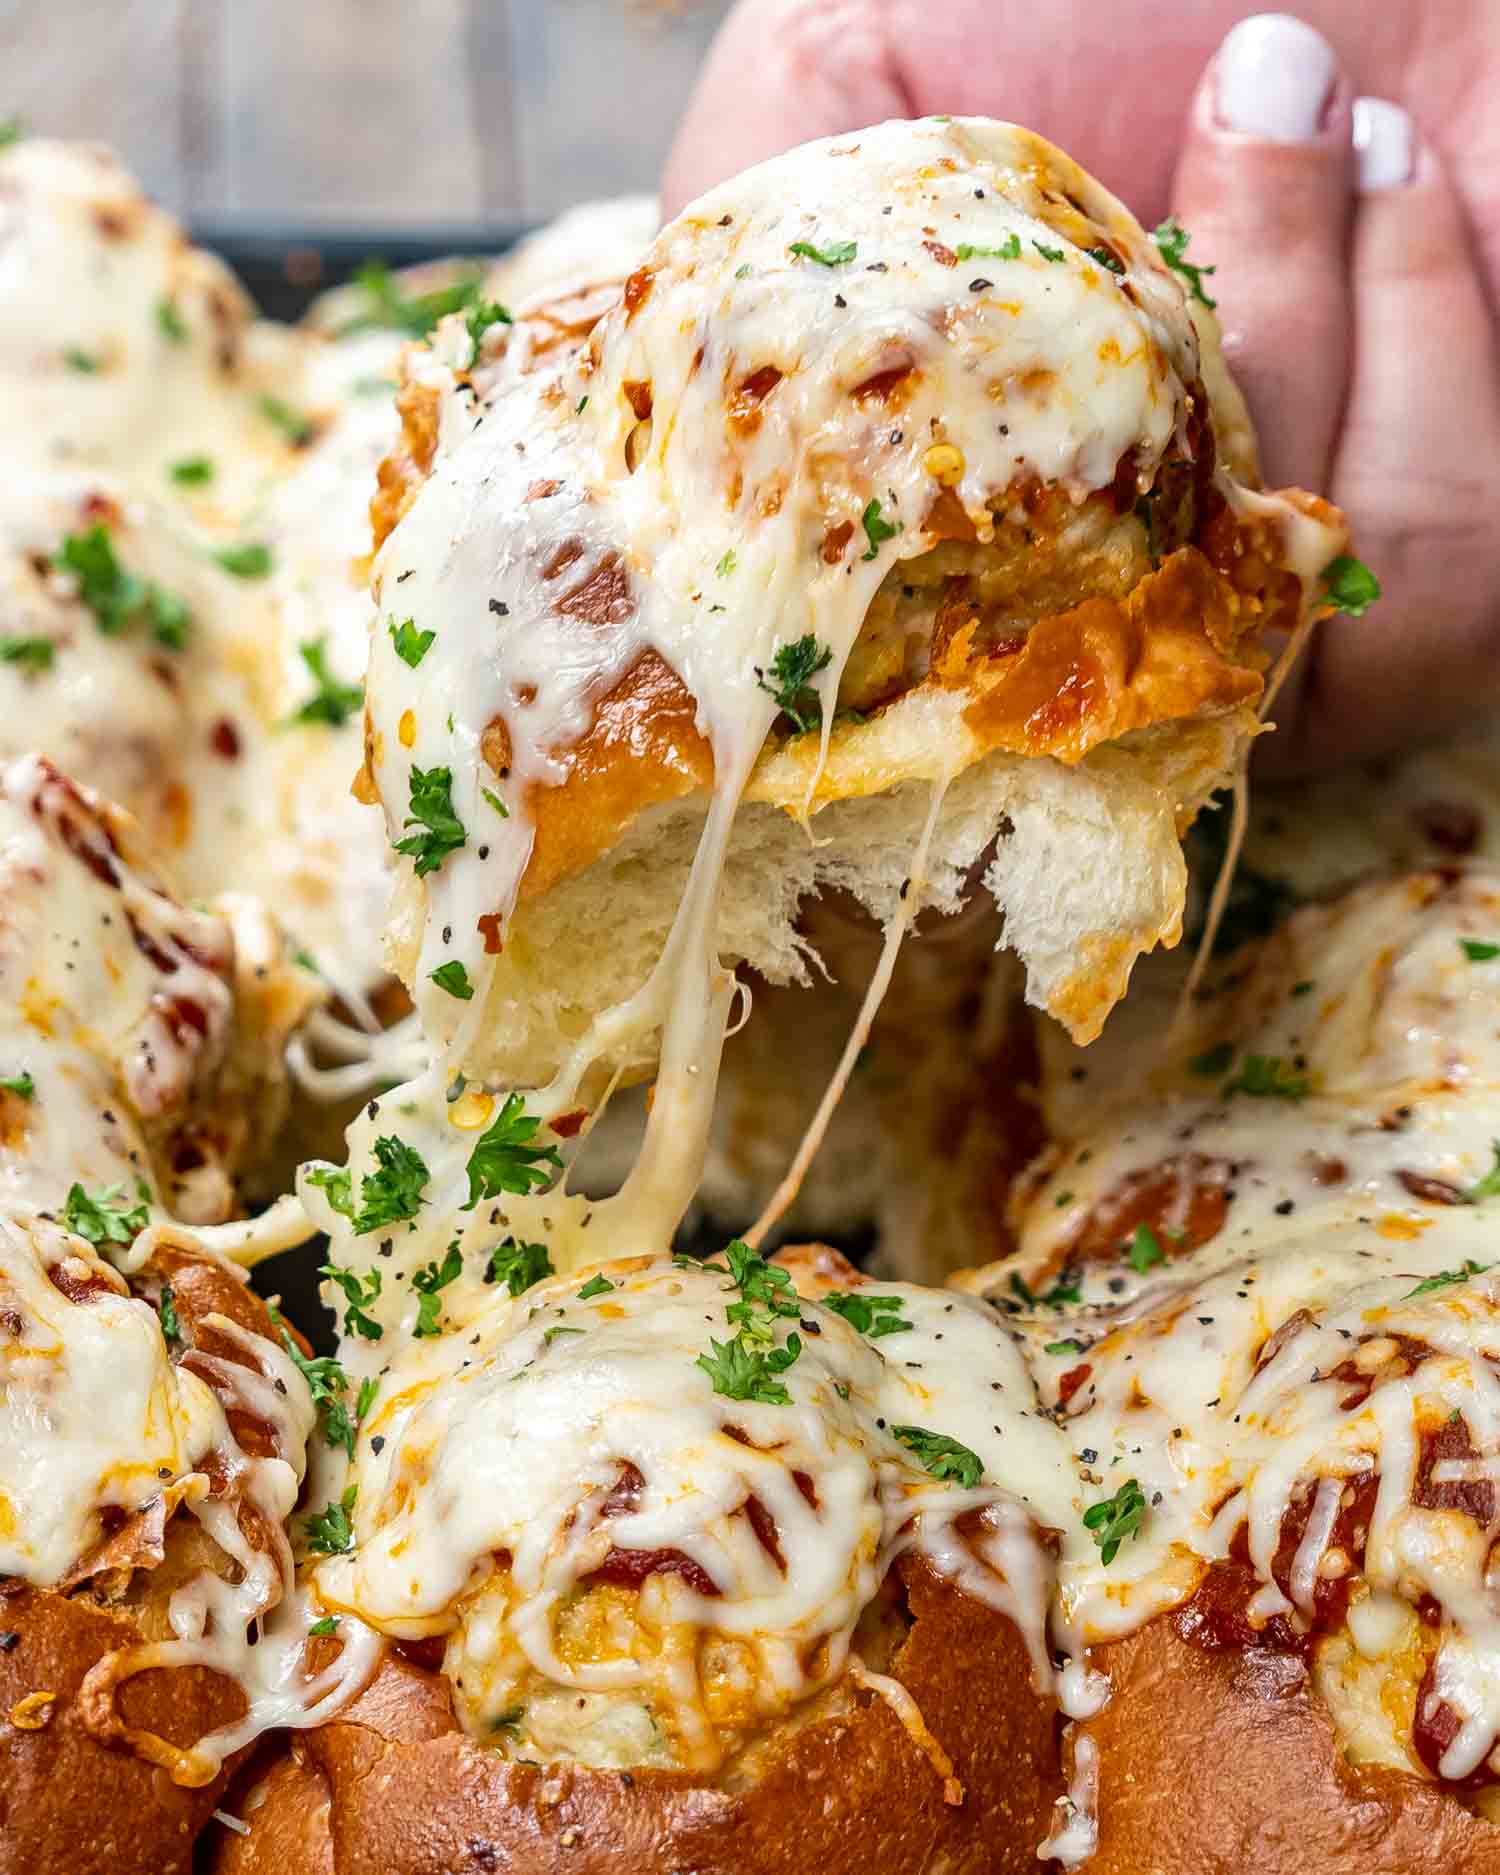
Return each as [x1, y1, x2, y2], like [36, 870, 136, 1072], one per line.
[385, 710, 1245, 1089]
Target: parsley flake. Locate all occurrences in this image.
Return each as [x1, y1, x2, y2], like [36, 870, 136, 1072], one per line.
[259, 394, 315, 447]
[1032, 240, 1067, 262]
[429, 959, 475, 1001]
[321, 1264, 384, 1340]
[304, 1485, 357, 1556]
[1464, 1141, 1500, 1204]
[577, 1272, 616, 1299]
[1085, 245, 1125, 274]
[1405, 1258, 1492, 1299]
[62, 1181, 148, 1246]
[1462, 940, 1500, 962]
[0, 1070, 34, 1099]
[157, 297, 188, 343]
[465, 1094, 563, 1205]
[268, 1304, 370, 1458]
[788, 239, 857, 267]
[860, 496, 902, 561]
[214, 541, 273, 580]
[465, 299, 513, 359]
[59, 525, 191, 648]
[1083, 1478, 1147, 1564]
[291, 637, 363, 728]
[1127, 1224, 1165, 1273]
[157, 1283, 181, 1345]
[481, 786, 509, 819]
[306, 1164, 354, 1219]
[341, 260, 489, 341]
[350, 1135, 429, 1234]
[0, 637, 53, 673]
[412, 1241, 464, 1337]
[169, 455, 214, 487]
[395, 765, 466, 877]
[1223, 1054, 1309, 1101]
[1188, 1042, 1235, 1078]
[891, 1424, 984, 1488]
[1320, 556, 1381, 618]
[1152, 217, 1217, 308]
[755, 633, 832, 735]
[308, 1615, 341, 1637]
[955, 236, 1021, 261]
[487, 1237, 554, 1295]
[716, 548, 738, 576]
[389, 617, 436, 667]
[823, 1290, 912, 1338]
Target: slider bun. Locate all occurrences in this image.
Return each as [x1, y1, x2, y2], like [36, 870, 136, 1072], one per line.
[0, 1241, 306, 1875]
[212, 1554, 1058, 1875]
[365, 116, 1346, 1083]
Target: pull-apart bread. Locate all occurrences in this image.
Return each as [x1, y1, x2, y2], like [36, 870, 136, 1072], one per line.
[954, 864, 1500, 1868]
[0, 755, 373, 1874]
[363, 114, 1347, 1110]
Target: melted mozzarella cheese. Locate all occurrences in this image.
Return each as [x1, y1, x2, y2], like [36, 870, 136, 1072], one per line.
[0, 1211, 225, 1584]
[312, 1256, 1075, 1764]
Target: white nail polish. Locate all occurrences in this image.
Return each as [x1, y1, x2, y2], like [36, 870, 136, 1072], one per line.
[1215, 13, 1338, 141]
[1353, 96, 1414, 191]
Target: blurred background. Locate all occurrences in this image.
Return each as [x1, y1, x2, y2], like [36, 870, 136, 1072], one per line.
[0, 0, 730, 235]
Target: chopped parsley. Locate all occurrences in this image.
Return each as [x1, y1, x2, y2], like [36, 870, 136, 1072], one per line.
[1223, 1053, 1309, 1101]
[59, 525, 191, 648]
[1188, 1041, 1235, 1078]
[1127, 1223, 1165, 1273]
[486, 1236, 554, 1295]
[62, 1181, 148, 1245]
[1461, 940, 1500, 962]
[823, 1290, 912, 1338]
[321, 1263, 384, 1340]
[429, 959, 474, 1001]
[306, 1163, 354, 1219]
[169, 455, 214, 486]
[1464, 1141, 1500, 1204]
[0, 1070, 34, 1099]
[1045, 1338, 1085, 1356]
[268, 1305, 373, 1457]
[394, 765, 466, 876]
[340, 260, 489, 340]
[860, 496, 902, 561]
[481, 787, 509, 819]
[0, 636, 53, 672]
[1085, 245, 1125, 274]
[213, 541, 273, 580]
[412, 1241, 464, 1337]
[755, 633, 832, 734]
[259, 393, 316, 448]
[715, 548, 738, 576]
[1006, 1269, 1083, 1312]
[157, 1283, 181, 1345]
[1152, 216, 1217, 308]
[891, 1424, 984, 1488]
[291, 637, 363, 728]
[308, 1615, 341, 1637]
[1320, 556, 1381, 618]
[1032, 240, 1067, 262]
[696, 1240, 805, 1406]
[465, 1094, 563, 1205]
[350, 1134, 429, 1234]
[389, 617, 435, 667]
[955, 236, 1021, 261]
[156, 297, 188, 343]
[577, 1272, 616, 1300]
[64, 347, 99, 373]
[465, 300, 512, 359]
[788, 238, 857, 267]
[543, 1324, 585, 1346]
[1406, 1258, 1492, 1299]
[0, 120, 22, 150]
[304, 1486, 357, 1556]
[1083, 1477, 1147, 1564]
[491, 1706, 524, 1737]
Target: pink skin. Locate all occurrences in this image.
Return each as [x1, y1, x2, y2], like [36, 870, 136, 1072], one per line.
[662, 2, 1500, 772]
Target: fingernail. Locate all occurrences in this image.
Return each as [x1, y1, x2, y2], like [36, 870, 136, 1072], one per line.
[1352, 96, 1414, 190]
[1215, 13, 1339, 141]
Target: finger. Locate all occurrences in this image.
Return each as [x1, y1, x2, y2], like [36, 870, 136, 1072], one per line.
[1270, 105, 1500, 770]
[1169, 13, 1356, 493]
[661, 0, 911, 218]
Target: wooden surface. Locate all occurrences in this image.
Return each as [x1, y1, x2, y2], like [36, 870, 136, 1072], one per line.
[0, 0, 733, 229]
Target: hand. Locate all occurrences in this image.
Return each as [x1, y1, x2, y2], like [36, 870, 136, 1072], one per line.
[663, 4, 1500, 771]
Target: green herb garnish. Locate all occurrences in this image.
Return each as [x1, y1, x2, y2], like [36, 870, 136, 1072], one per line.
[214, 541, 273, 580]
[412, 1241, 463, 1337]
[304, 1486, 357, 1556]
[350, 1135, 429, 1234]
[291, 637, 363, 728]
[487, 1237, 554, 1296]
[62, 1181, 148, 1245]
[321, 1264, 384, 1340]
[1223, 1054, 1309, 1101]
[1152, 217, 1217, 308]
[429, 959, 474, 1001]
[465, 1094, 563, 1205]
[1083, 1478, 1147, 1564]
[394, 764, 466, 877]
[860, 496, 901, 561]
[823, 1290, 912, 1338]
[788, 239, 857, 267]
[0, 637, 53, 672]
[1320, 556, 1381, 618]
[891, 1425, 984, 1488]
[755, 633, 832, 734]
[389, 617, 435, 667]
[169, 455, 214, 486]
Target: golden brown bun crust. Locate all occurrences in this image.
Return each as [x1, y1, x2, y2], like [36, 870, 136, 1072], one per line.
[215, 1748, 335, 1875]
[210, 1556, 1060, 1875]
[0, 1251, 297, 1875]
[1079, 1616, 1500, 1874]
[0, 1590, 240, 1875]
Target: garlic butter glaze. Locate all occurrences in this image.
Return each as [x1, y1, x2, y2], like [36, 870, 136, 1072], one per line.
[313, 1255, 1076, 1768]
